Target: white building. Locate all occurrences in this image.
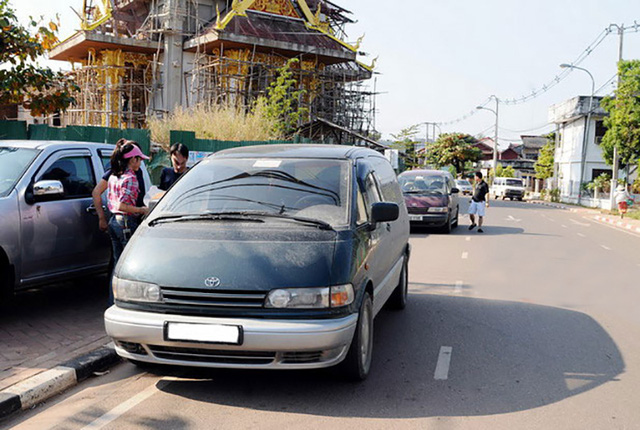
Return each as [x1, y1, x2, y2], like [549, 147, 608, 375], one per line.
[549, 96, 610, 207]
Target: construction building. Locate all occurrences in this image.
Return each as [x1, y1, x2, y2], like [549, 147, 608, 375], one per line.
[49, 0, 378, 145]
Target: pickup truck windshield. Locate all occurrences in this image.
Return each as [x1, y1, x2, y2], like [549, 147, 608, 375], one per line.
[153, 158, 351, 227]
[506, 179, 524, 186]
[0, 147, 38, 197]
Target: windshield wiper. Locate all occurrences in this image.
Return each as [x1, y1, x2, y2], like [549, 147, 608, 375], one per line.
[149, 213, 265, 226]
[228, 211, 335, 231]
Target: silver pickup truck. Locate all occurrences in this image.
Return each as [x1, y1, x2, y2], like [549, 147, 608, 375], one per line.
[0, 140, 150, 300]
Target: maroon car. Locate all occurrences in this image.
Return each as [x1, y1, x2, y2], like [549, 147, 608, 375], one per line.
[398, 170, 460, 233]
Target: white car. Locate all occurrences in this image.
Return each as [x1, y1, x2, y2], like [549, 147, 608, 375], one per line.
[455, 179, 473, 196]
[491, 177, 525, 201]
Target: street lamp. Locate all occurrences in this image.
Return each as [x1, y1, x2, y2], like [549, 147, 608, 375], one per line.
[560, 64, 595, 204]
[476, 95, 499, 172]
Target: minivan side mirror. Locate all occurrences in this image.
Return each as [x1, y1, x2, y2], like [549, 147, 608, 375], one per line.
[33, 180, 64, 197]
[451, 187, 460, 194]
[371, 202, 399, 223]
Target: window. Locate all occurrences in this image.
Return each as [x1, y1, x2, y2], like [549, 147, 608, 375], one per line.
[98, 150, 112, 171]
[595, 120, 607, 145]
[591, 169, 612, 181]
[38, 156, 96, 199]
[355, 186, 368, 225]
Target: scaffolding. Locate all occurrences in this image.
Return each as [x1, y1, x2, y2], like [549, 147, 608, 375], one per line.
[58, 0, 378, 142]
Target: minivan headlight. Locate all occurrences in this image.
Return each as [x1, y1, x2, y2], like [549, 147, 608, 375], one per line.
[113, 276, 162, 303]
[429, 207, 449, 213]
[265, 284, 354, 309]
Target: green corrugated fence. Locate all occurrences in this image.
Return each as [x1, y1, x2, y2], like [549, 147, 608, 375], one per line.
[169, 130, 319, 154]
[0, 121, 151, 155]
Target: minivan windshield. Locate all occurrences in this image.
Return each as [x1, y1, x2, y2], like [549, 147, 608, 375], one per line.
[0, 147, 39, 197]
[399, 174, 447, 195]
[153, 157, 351, 227]
[506, 179, 524, 186]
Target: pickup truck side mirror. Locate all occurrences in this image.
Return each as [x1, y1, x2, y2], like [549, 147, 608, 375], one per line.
[34, 180, 64, 197]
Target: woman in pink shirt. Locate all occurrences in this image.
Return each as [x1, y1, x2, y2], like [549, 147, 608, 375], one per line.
[107, 141, 150, 269]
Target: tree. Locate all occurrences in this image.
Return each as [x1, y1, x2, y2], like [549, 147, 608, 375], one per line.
[495, 164, 516, 178]
[0, 0, 78, 116]
[534, 132, 555, 180]
[260, 58, 308, 138]
[391, 125, 421, 169]
[600, 60, 640, 167]
[425, 132, 482, 175]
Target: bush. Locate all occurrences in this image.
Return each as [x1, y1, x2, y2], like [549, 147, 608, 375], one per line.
[147, 103, 280, 150]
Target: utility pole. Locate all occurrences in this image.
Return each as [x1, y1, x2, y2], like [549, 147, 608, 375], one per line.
[609, 23, 624, 210]
[476, 95, 499, 174]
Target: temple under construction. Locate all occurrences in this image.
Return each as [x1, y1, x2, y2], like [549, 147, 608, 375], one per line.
[50, 0, 378, 144]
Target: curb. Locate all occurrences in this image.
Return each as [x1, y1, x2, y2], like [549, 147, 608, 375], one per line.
[593, 215, 640, 234]
[527, 200, 579, 213]
[0, 346, 120, 420]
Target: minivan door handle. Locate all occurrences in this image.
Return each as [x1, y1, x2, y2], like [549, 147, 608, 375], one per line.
[385, 223, 391, 232]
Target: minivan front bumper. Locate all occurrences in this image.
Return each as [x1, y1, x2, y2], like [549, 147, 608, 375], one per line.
[105, 306, 358, 369]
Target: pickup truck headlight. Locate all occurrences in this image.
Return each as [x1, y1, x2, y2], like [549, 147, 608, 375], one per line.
[428, 207, 449, 213]
[113, 276, 162, 303]
[265, 284, 354, 309]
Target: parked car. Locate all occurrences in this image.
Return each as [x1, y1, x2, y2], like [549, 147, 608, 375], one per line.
[455, 179, 473, 195]
[105, 145, 410, 380]
[398, 169, 460, 233]
[0, 140, 150, 300]
[491, 177, 525, 200]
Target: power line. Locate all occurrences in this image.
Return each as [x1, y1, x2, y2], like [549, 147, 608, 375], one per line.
[436, 22, 639, 127]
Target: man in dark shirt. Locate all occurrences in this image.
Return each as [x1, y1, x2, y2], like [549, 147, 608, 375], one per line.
[468, 171, 489, 233]
[159, 143, 189, 191]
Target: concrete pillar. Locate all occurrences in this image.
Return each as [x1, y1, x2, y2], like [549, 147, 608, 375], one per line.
[163, 0, 185, 113]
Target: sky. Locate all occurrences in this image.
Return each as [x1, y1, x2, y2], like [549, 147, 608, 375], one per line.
[11, 0, 640, 146]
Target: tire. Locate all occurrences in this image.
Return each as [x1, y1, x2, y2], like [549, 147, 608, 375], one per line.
[340, 293, 373, 381]
[388, 256, 408, 310]
[0, 260, 14, 307]
[441, 215, 452, 234]
[452, 207, 459, 228]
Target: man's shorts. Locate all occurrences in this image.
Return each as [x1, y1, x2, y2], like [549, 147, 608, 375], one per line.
[468, 201, 486, 217]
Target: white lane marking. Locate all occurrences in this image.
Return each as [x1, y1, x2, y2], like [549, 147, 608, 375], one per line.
[434, 346, 453, 380]
[561, 224, 568, 228]
[547, 217, 556, 222]
[601, 245, 612, 251]
[506, 215, 522, 222]
[465, 237, 471, 242]
[577, 233, 586, 238]
[454, 281, 463, 293]
[570, 218, 591, 227]
[81, 379, 167, 430]
[461, 252, 469, 259]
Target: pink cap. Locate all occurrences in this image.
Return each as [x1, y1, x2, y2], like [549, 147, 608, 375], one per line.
[123, 146, 150, 160]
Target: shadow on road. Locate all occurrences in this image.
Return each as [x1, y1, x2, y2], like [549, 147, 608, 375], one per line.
[157, 294, 623, 419]
[411, 225, 530, 237]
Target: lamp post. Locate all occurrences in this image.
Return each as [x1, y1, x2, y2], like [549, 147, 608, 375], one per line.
[476, 95, 499, 172]
[560, 64, 595, 204]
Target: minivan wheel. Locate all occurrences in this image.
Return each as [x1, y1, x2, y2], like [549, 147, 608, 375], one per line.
[0, 261, 13, 306]
[441, 215, 452, 234]
[388, 257, 408, 310]
[341, 293, 373, 381]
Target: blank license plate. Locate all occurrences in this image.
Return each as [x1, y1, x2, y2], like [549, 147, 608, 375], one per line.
[165, 322, 242, 345]
[409, 215, 424, 221]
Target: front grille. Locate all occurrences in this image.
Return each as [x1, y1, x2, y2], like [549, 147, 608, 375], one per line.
[160, 287, 267, 309]
[407, 207, 429, 214]
[148, 345, 276, 365]
[281, 351, 323, 364]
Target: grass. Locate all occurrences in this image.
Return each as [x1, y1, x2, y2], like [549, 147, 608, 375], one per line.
[147, 102, 280, 150]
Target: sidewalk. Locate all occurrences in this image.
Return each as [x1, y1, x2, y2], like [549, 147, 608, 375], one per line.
[0, 277, 119, 419]
[528, 199, 640, 234]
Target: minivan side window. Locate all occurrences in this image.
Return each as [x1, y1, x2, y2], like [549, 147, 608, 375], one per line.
[355, 186, 368, 225]
[368, 156, 403, 203]
[38, 156, 96, 199]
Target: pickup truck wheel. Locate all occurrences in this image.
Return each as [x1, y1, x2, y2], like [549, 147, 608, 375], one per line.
[0, 260, 13, 306]
[388, 257, 408, 310]
[341, 293, 373, 381]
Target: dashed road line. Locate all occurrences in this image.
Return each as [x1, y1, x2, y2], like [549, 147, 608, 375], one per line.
[601, 245, 612, 251]
[561, 224, 568, 228]
[461, 252, 469, 259]
[577, 233, 586, 238]
[434, 346, 453, 380]
[465, 237, 471, 242]
[570, 218, 591, 227]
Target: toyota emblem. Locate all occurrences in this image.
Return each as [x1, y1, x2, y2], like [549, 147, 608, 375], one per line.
[204, 277, 221, 288]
